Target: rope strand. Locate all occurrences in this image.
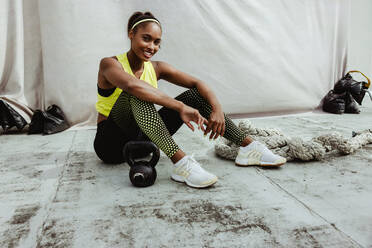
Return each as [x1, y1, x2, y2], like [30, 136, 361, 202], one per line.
[215, 120, 372, 162]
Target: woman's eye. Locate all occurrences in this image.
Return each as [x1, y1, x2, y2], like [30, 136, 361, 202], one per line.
[143, 36, 150, 41]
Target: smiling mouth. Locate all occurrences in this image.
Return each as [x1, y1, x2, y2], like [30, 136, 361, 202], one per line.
[144, 51, 153, 58]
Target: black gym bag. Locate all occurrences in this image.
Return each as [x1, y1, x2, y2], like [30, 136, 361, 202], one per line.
[28, 104, 70, 135]
[0, 99, 27, 132]
[322, 70, 371, 114]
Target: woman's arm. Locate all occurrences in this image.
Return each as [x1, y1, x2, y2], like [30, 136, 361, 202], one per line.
[155, 61, 225, 139]
[100, 57, 207, 131]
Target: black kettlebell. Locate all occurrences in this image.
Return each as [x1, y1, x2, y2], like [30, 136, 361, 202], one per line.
[123, 141, 160, 187]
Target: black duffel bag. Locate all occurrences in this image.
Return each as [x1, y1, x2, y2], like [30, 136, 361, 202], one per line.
[323, 70, 371, 114]
[28, 104, 70, 135]
[0, 99, 27, 132]
[322, 90, 346, 114]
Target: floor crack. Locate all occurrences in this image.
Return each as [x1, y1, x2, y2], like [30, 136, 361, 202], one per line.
[34, 131, 77, 245]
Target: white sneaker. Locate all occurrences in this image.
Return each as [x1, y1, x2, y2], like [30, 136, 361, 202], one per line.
[171, 155, 218, 188]
[235, 141, 286, 167]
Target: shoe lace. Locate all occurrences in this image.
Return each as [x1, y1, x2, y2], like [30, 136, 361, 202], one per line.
[256, 141, 280, 160]
[255, 141, 270, 153]
[183, 154, 200, 173]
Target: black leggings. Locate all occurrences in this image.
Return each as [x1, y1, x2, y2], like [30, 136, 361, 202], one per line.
[94, 87, 246, 164]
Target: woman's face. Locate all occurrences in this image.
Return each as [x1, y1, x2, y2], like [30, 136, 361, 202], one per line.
[129, 22, 162, 61]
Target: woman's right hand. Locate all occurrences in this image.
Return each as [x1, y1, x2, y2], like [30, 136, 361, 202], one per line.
[179, 104, 208, 132]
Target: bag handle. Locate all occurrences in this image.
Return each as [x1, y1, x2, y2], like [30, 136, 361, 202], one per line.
[347, 70, 371, 88]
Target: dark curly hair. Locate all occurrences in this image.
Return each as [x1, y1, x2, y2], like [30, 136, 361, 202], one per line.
[127, 11, 161, 35]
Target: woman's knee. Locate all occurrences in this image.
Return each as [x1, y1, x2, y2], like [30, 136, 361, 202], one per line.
[186, 87, 208, 105]
[185, 87, 202, 100]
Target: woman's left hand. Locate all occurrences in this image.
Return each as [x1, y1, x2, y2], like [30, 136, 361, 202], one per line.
[204, 109, 225, 140]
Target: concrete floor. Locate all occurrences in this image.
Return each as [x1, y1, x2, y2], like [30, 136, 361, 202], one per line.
[1, 101, 372, 248]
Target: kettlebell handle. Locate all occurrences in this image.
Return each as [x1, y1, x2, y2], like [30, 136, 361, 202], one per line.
[123, 141, 160, 167]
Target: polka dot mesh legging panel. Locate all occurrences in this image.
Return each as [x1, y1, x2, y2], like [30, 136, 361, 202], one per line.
[109, 87, 247, 158]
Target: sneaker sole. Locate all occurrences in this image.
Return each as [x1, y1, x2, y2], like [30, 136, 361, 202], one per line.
[171, 175, 218, 188]
[235, 162, 285, 167]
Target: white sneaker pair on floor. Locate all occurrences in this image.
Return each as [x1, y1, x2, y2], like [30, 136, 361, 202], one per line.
[171, 141, 286, 188]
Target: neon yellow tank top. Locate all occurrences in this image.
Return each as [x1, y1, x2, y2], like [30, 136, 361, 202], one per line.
[95, 52, 158, 117]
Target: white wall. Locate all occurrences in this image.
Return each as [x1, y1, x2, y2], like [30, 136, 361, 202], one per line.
[348, 0, 372, 82]
[1, 0, 371, 127]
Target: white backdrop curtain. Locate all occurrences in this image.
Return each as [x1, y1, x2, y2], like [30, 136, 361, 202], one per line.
[1, 0, 371, 127]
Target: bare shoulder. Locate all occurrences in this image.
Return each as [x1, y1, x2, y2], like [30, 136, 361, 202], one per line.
[98, 56, 122, 88]
[151, 60, 171, 68]
[151, 60, 175, 79]
[150, 60, 161, 71]
[151, 60, 161, 79]
[99, 56, 121, 71]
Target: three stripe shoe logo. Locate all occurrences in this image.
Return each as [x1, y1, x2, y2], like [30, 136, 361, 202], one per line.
[247, 150, 262, 159]
[175, 166, 190, 178]
[240, 150, 262, 164]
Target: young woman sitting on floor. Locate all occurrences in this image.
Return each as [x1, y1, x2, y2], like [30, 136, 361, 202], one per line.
[93, 11, 286, 188]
